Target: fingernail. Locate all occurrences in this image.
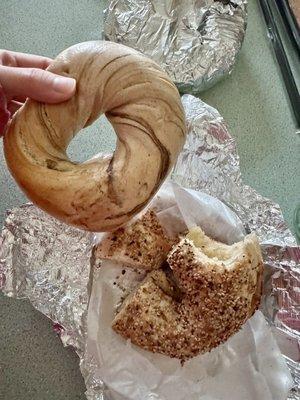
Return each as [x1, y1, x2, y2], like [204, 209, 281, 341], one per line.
[53, 76, 76, 94]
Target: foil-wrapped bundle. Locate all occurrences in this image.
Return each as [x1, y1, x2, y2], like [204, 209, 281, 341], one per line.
[0, 95, 299, 399]
[104, 0, 247, 93]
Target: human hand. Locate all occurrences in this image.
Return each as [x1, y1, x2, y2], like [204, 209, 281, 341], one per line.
[0, 50, 76, 136]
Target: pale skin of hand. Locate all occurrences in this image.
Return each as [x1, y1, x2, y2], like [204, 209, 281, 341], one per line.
[0, 49, 76, 136]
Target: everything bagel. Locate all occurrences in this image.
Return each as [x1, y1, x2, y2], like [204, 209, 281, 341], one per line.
[4, 41, 186, 231]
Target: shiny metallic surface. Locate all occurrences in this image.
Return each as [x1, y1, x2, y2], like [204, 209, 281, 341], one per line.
[0, 95, 298, 399]
[103, 0, 247, 93]
[0, 205, 94, 353]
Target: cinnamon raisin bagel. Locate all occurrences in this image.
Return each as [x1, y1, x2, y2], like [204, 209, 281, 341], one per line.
[4, 41, 186, 231]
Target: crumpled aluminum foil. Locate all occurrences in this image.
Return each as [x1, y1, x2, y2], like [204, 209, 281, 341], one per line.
[103, 0, 247, 93]
[0, 205, 94, 354]
[0, 94, 299, 399]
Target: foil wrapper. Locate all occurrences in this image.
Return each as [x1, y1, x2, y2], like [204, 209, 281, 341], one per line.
[0, 94, 299, 399]
[103, 0, 247, 93]
[0, 205, 94, 353]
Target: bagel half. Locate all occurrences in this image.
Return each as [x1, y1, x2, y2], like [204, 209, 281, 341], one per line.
[4, 41, 186, 232]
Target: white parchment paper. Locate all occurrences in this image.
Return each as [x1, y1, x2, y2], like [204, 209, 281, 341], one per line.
[84, 181, 292, 400]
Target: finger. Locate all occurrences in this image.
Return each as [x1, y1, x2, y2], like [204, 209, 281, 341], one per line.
[0, 49, 52, 69]
[0, 66, 76, 103]
[7, 100, 23, 115]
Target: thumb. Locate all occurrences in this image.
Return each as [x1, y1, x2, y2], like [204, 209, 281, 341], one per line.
[0, 65, 76, 103]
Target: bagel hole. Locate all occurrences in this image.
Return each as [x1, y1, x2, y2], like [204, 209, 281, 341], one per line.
[67, 115, 116, 163]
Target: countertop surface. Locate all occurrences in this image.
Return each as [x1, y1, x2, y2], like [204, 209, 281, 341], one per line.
[0, 1, 299, 399]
